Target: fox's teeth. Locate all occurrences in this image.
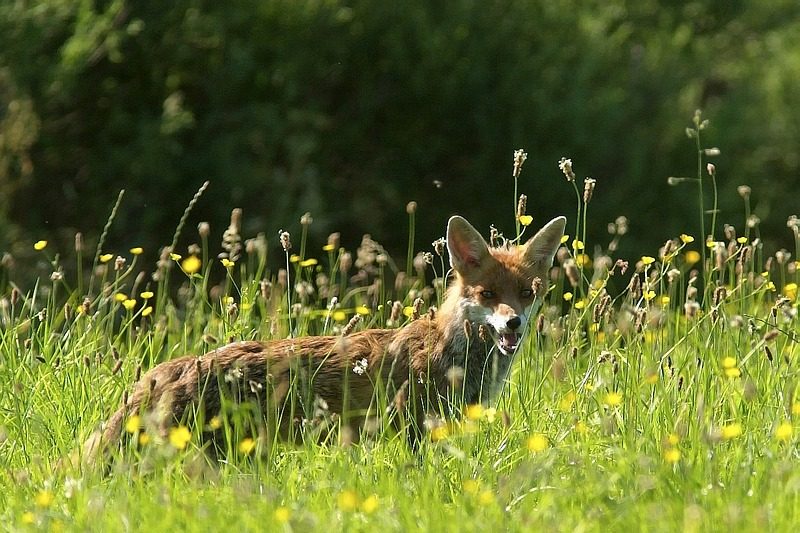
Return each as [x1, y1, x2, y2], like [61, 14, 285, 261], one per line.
[499, 333, 520, 352]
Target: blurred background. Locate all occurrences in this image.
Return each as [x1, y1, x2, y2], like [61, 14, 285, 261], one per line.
[1, 0, 798, 281]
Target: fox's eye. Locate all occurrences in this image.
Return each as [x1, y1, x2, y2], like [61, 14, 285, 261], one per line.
[480, 290, 496, 299]
[520, 288, 534, 298]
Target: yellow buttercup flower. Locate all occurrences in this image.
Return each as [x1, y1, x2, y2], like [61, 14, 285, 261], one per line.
[725, 367, 741, 378]
[465, 404, 484, 421]
[141, 306, 153, 317]
[641, 256, 656, 265]
[685, 251, 701, 265]
[21, 512, 35, 525]
[337, 490, 359, 512]
[34, 240, 48, 251]
[355, 305, 371, 315]
[182, 255, 202, 274]
[169, 426, 191, 450]
[604, 391, 623, 407]
[563, 292, 573, 301]
[238, 437, 256, 455]
[721, 423, 742, 440]
[572, 239, 584, 251]
[430, 425, 449, 442]
[462, 479, 480, 494]
[122, 299, 137, 311]
[775, 422, 793, 442]
[361, 494, 379, 514]
[100, 253, 114, 263]
[130, 247, 144, 255]
[679, 234, 694, 244]
[663, 448, 681, 463]
[35, 490, 54, 508]
[322, 243, 336, 252]
[299, 258, 318, 268]
[169, 253, 182, 261]
[220, 258, 235, 268]
[125, 415, 142, 434]
[527, 433, 549, 452]
[114, 292, 128, 302]
[140, 291, 154, 299]
[560, 234, 570, 244]
[518, 215, 533, 226]
[784, 283, 798, 301]
[332, 310, 348, 322]
[559, 391, 576, 412]
[722, 357, 736, 369]
[274, 507, 291, 523]
[478, 490, 495, 506]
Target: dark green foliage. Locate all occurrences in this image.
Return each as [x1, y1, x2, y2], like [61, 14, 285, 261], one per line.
[1, 0, 798, 270]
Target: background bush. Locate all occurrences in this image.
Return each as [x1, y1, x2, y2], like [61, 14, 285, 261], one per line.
[1, 0, 798, 279]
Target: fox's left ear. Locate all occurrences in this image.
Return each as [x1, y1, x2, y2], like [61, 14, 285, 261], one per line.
[523, 216, 567, 265]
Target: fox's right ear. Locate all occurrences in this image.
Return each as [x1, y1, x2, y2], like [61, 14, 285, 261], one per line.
[446, 216, 491, 272]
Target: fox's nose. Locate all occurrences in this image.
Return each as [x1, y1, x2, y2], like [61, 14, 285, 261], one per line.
[506, 316, 521, 331]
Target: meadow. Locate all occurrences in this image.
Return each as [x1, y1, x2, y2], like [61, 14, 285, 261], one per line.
[1, 114, 799, 532]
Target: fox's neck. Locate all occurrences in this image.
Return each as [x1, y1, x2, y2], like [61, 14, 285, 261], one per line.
[425, 279, 510, 405]
[434, 280, 494, 365]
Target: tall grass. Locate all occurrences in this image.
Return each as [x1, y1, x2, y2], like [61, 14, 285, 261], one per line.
[0, 113, 798, 532]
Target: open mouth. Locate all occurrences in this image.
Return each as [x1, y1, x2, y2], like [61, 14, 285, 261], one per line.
[497, 332, 521, 354]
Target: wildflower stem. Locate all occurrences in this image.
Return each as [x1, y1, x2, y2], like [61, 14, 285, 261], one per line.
[514, 173, 520, 240]
[570, 180, 585, 298]
[88, 189, 125, 297]
[406, 209, 415, 279]
[710, 168, 718, 246]
[285, 250, 293, 337]
[694, 131, 707, 270]
[742, 194, 751, 242]
[168, 181, 210, 257]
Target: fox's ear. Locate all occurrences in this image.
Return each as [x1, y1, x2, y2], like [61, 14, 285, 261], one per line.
[523, 216, 566, 265]
[447, 216, 491, 272]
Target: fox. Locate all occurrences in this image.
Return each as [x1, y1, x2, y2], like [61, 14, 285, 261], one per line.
[81, 215, 565, 461]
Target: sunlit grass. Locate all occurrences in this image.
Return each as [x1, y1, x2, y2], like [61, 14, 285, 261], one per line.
[0, 114, 799, 531]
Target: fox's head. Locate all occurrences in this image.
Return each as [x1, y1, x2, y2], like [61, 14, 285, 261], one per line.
[446, 215, 566, 355]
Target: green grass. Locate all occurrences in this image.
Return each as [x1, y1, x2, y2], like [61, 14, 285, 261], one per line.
[2, 118, 799, 532]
